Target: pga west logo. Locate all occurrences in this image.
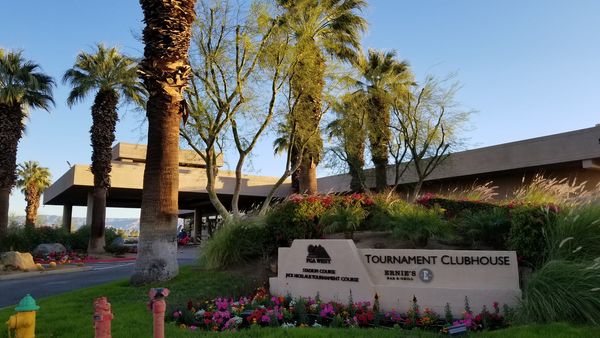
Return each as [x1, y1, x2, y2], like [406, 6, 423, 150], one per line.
[306, 245, 331, 264]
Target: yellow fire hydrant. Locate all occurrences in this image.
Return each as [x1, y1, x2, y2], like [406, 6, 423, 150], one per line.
[6, 294, 39, 338]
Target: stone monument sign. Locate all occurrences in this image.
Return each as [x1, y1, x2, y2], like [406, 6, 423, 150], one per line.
[269, 240, 521, 314]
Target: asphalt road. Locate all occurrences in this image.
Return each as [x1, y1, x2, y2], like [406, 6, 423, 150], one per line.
[0, 246, 199, 308]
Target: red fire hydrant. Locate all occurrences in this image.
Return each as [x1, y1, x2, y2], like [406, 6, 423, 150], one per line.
[148, 288, 169, 338]
[93, 297, 113, 338]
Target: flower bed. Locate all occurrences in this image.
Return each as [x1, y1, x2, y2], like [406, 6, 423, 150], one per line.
[168, 288, 510, 333]
[33, 251, 88, 265]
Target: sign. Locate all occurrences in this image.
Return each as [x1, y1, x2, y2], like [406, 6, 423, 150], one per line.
[269, 240, 521, 315]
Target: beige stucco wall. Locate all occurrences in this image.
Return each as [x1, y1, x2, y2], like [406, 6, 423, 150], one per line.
[318, 126, 600, 194]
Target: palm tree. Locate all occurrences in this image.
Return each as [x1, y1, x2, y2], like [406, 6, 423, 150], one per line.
[356, 49, 411, 192]
[131, 0, 196, 285]
[278, 0, 367, 194]
[63, 44, 146, 255]
[328, 94, 367, 192]
[0, 50, 54, 238]
[16, 161, 51, 228]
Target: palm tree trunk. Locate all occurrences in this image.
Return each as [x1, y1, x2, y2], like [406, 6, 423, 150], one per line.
[88, 89, 119, 255]
[291, 42, 324, 195]
[133, 96, 182, 285]
[368, 96, 391, 192]
[132, 0, 196, 285]
[348, 153, 365, 192]
[0, 188, 10, 237]
[88, 187, 107, 254]
[24, 188, 39, 229]
[0, 103, 24, 237]
[299, 158, 318, 194]
[346, 125, 366, 192]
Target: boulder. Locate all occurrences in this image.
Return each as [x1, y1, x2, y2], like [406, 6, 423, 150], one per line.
[32, 243, 67, 257]
[0, 251, 37, 271]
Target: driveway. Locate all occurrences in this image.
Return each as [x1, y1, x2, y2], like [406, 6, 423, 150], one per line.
[0, 246, 199, 308]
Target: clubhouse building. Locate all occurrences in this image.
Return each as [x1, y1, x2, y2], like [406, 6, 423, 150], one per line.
[44, 125, 600, 232]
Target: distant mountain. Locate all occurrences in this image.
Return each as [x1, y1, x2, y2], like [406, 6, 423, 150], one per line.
[10, 215, 140, 231]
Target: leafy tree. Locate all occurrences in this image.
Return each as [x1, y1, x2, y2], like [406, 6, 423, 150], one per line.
[391, 75, 471, 200]
[16, 161, 51, 228]
[180, 0, 286, 219]
[278, 0, 367, 194]
[0, 50, 54, 238]
[355, 49, 411, 192]
[131, 0, 197, 285]
[63, 44, 145, 254]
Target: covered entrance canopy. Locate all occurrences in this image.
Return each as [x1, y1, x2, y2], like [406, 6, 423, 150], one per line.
[44, 143, 291, 230]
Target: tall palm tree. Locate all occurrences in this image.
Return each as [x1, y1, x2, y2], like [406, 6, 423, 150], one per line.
[0, 50, 54, 238]
[328, 93, 367, 192]
[278, 0, 367, 194]
[131, 0, 196, 285]
[63, 44, 146, 255]
[356, 49, 411, 192]
[16, 161, 51, 228]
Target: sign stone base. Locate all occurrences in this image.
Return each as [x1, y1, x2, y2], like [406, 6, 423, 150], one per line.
[269, 240, 521, 315]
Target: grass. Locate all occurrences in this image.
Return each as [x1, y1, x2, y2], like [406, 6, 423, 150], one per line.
[0, 266, 256, 338]
[1, 266, 599, 337]
[516, 260, 600, 325]
[547, 204, 600, 262]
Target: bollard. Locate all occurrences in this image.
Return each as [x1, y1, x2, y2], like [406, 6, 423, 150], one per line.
[148, 288, 169, 338]
[93, 297, 113, 338]
[6, 294, 39, 338]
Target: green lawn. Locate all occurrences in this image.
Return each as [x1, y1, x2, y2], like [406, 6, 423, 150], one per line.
[1, 266, 598, 337]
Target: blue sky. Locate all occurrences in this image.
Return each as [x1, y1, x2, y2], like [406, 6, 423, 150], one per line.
[1, 0, 599, 218]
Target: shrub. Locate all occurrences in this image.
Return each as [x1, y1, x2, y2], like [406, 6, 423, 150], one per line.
[417, 195, 497, 219]
[104, 243, 129, 256]
[0, 226, 70, 252]
[67, 225, 120, 251]
[265, 198, 325, 247]
[387, 202, 447, 248]
[201, 216, 268, 269]
[456, 207, 512, 249]
[547, 203, 600, 262]
[363, 192, 409, 230]
[506, 205, 557, 267]
[320, 203, 367, 239]
[517, 260, 600, 325]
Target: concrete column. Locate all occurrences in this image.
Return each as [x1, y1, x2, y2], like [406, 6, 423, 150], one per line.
[62, 204, 73, 232]
[193, 208, 202, 244]
[86, 191, 94, 226]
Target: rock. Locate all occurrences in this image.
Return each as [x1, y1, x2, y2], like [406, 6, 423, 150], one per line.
[111, 237, 125, 248]
[32, 243, 67, 257]
[0, 252, 37, 271]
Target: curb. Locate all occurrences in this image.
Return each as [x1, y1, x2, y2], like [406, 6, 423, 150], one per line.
[0, 266, 93, 281]
[82, 257, 136, 263]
